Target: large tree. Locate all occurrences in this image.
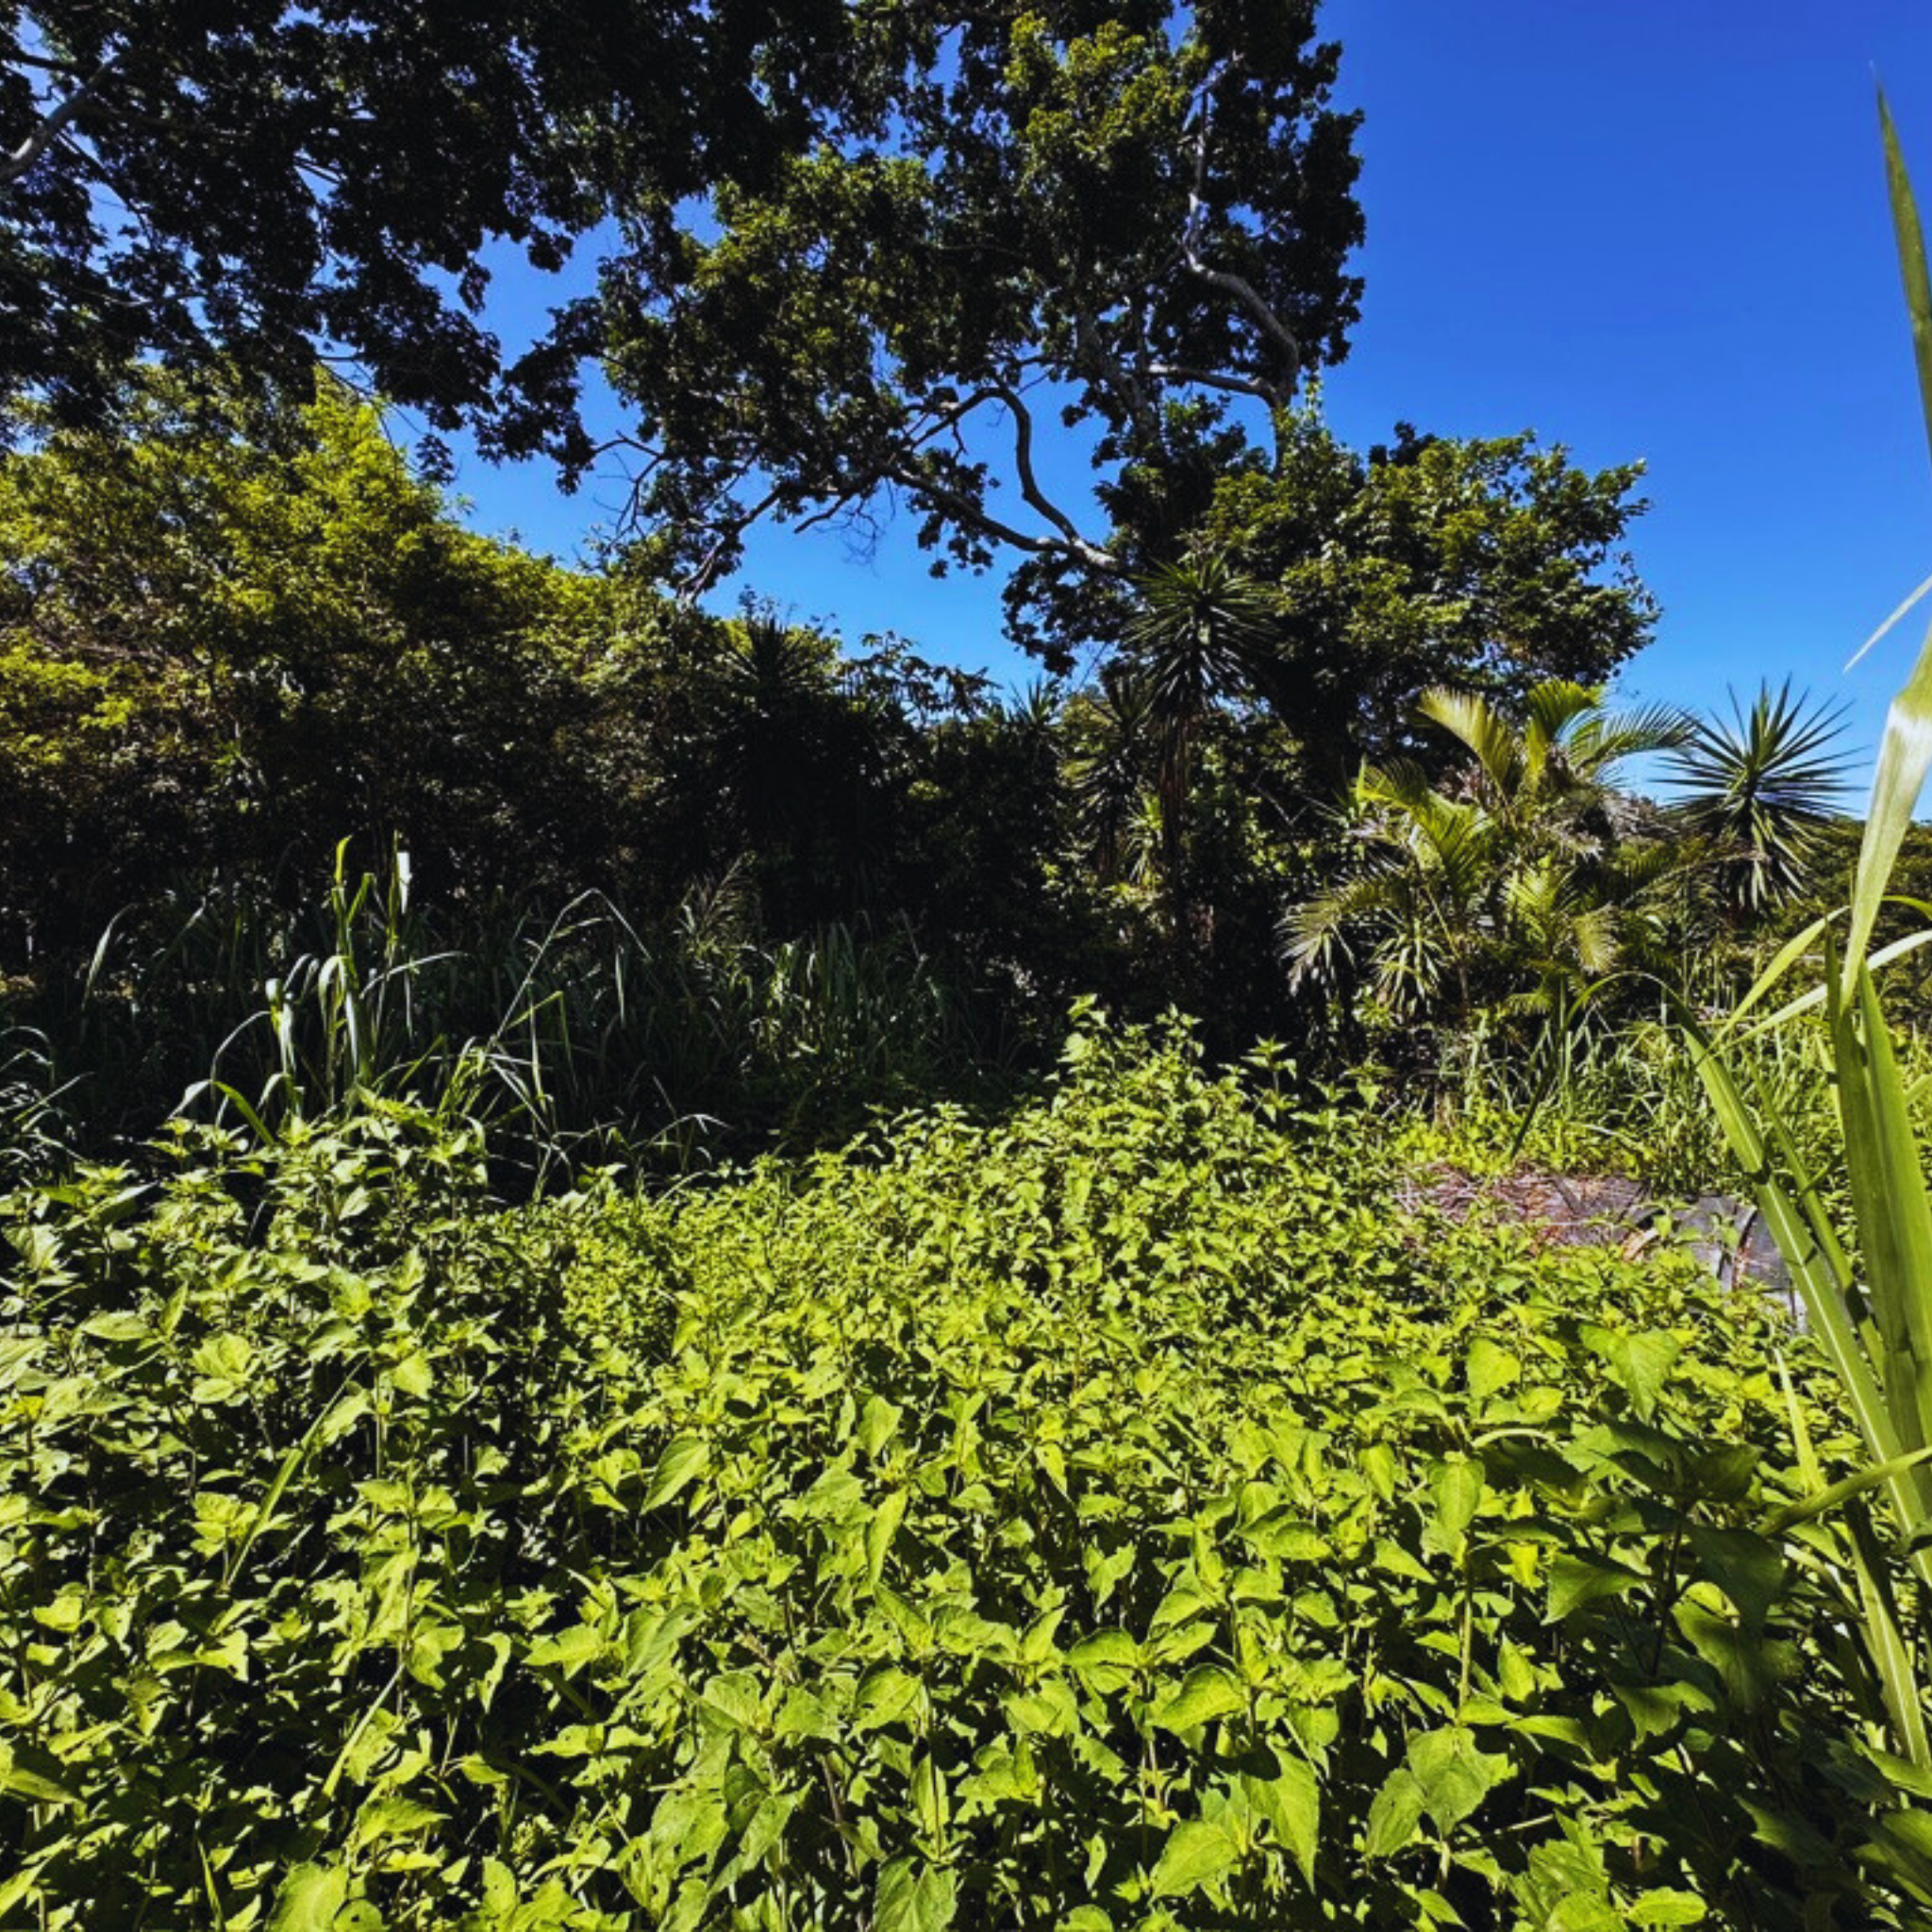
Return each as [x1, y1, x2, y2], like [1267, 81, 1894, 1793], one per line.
[1196, 415, 1658, 786]
[599, 0, 1366, 638]
[0, 1, 860, 454]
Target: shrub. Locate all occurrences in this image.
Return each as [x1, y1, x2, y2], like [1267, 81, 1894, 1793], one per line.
[1, 1016, 1924, 1927]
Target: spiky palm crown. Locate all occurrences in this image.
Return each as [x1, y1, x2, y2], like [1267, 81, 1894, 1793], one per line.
[1666, 680, 1854, 914]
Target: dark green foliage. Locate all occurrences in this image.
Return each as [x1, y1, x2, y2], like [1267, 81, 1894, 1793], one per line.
[3, 1018, 1927, 1925]
[1196, 416, 1658, 787]
[0, 0, 863, 458]
[11, 848, 1012, 1181]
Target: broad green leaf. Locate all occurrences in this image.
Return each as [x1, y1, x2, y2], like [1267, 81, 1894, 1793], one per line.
[1069, 1628, 1140, 1694]
[1428, 1455, 1483, 1561]
[1547, 1553, 1649, 1622]
[1243, 1759, 1319, 1884]
[391, 1349, 432, 1398]
[874, 1857, 957, 1932]
[268, 1864, 349, 1932]
[189, 1331, 255, 1404]
[911, 1753, 950, 1840]
[1150, 1818, 1240, 1897]
[854, 1666, 924, 1732]
[1363, 1767, 1425, 1859]
[858, 1394, 903, 1457]
[1628, 1893, 1707, 1927]
[350, 1794, 445, 1851]
[1359, 1441, 1398, 1502]
[1466, 1337, 1520, 1404]
[78, 1310, 149, 1343]
[1407, 1726, 1511, 1832]
[525, 1624, 605, 1674]
[642, 1434, 709, 1510]
[1580, 1327, 1679, 1422]
[0, 1750, 75, 1808]
[1150, 1663, 1246, 1734]
[867, 1486, 908, 1587]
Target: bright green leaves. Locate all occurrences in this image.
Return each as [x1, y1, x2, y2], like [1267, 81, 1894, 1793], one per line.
[1069, 1628, 1141, 1696]
[1365, 1729, 1512, 1857]
[1363, 1767, 1427, 1861]
[266, 1865, 350, 1932]
[858, 1393, 904, 1458]
[0, 1014, 1900, 1927]
[874, 1857, 957, 1932]
[1467, 1335, 1522, 1406]
[189, 1331, 255, 1405]
[1149, 1663, 1247, 1734]
[1627, 1892, 1708, 1927]
[1581, 1325, 1682, 1423]
[1244, 1760, 1320, 1886]
[642, 1433, 709, 1510]
[1407, 1727, 1514, 1833]
[1152, 1817, 1242, 1898]
[1427, 1454, 1485, 1562]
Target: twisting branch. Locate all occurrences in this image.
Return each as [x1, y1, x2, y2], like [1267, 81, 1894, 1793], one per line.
[2, 54, 116, 189]
[1176, 61, 1300, 407]
[679, 480, 786, 598]
[882, 459, 1122, 575]
[990, 378, 1114, 570]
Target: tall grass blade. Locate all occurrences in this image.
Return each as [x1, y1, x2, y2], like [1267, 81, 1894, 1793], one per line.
[1849, 96, 1932, 983]
[1679, 1009, 1931, 1578]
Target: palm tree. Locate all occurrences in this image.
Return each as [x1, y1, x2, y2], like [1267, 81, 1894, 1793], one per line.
[1664, 679, 1854, 921]
[1415, 679, 1690, 848]
[1285, 758, 1503, 1023]
[1122, 549, 1279, 937]
[1285, 680, 1690, 1033]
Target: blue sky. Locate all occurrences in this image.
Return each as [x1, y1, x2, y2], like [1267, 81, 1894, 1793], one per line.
[441, 1, 1932, 794]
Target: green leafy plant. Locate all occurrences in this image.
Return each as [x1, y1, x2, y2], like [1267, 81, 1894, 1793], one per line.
[1665, 681, 1855, 923]
[3, 1012, 1927, 1926]
[1286, 679, 1690, 1038]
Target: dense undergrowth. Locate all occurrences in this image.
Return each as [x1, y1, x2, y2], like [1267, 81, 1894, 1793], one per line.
[3, 1015, 1925, 1929]
[1, 851, 1024, 1191]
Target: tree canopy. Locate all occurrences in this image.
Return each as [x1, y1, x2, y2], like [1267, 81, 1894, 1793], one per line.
[601, 0, 1365, 640]
[0, 1, 865, 455]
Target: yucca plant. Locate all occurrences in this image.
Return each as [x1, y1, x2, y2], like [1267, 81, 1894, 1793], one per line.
[1681, 95, 1932, 1770]
[1667, 679, 1856, 921]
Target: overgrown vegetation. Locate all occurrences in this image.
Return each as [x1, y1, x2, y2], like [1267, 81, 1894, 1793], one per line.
[8, 1019, 1929, 1929]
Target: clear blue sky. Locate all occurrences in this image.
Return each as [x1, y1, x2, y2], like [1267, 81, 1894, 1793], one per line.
[441, 1, 1932, 794]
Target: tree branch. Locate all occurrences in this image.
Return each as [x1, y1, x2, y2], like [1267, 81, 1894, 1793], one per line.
[1143, 362, 1280, 405]
[1071, 292, 1161, 450]
[990, 379, 1113, 569]
[1176, 62, 1299, 405]
[2, 55, 116, 189]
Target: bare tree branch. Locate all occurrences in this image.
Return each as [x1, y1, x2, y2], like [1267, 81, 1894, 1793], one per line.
[1144, 362, 1280, 405]
[1070, 292, 1161, 449]
[2, 55, 116, 190]
[679, 480, 786, 598]
[883, 461, 1103, 566]
[990, 378, 1113, 569]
